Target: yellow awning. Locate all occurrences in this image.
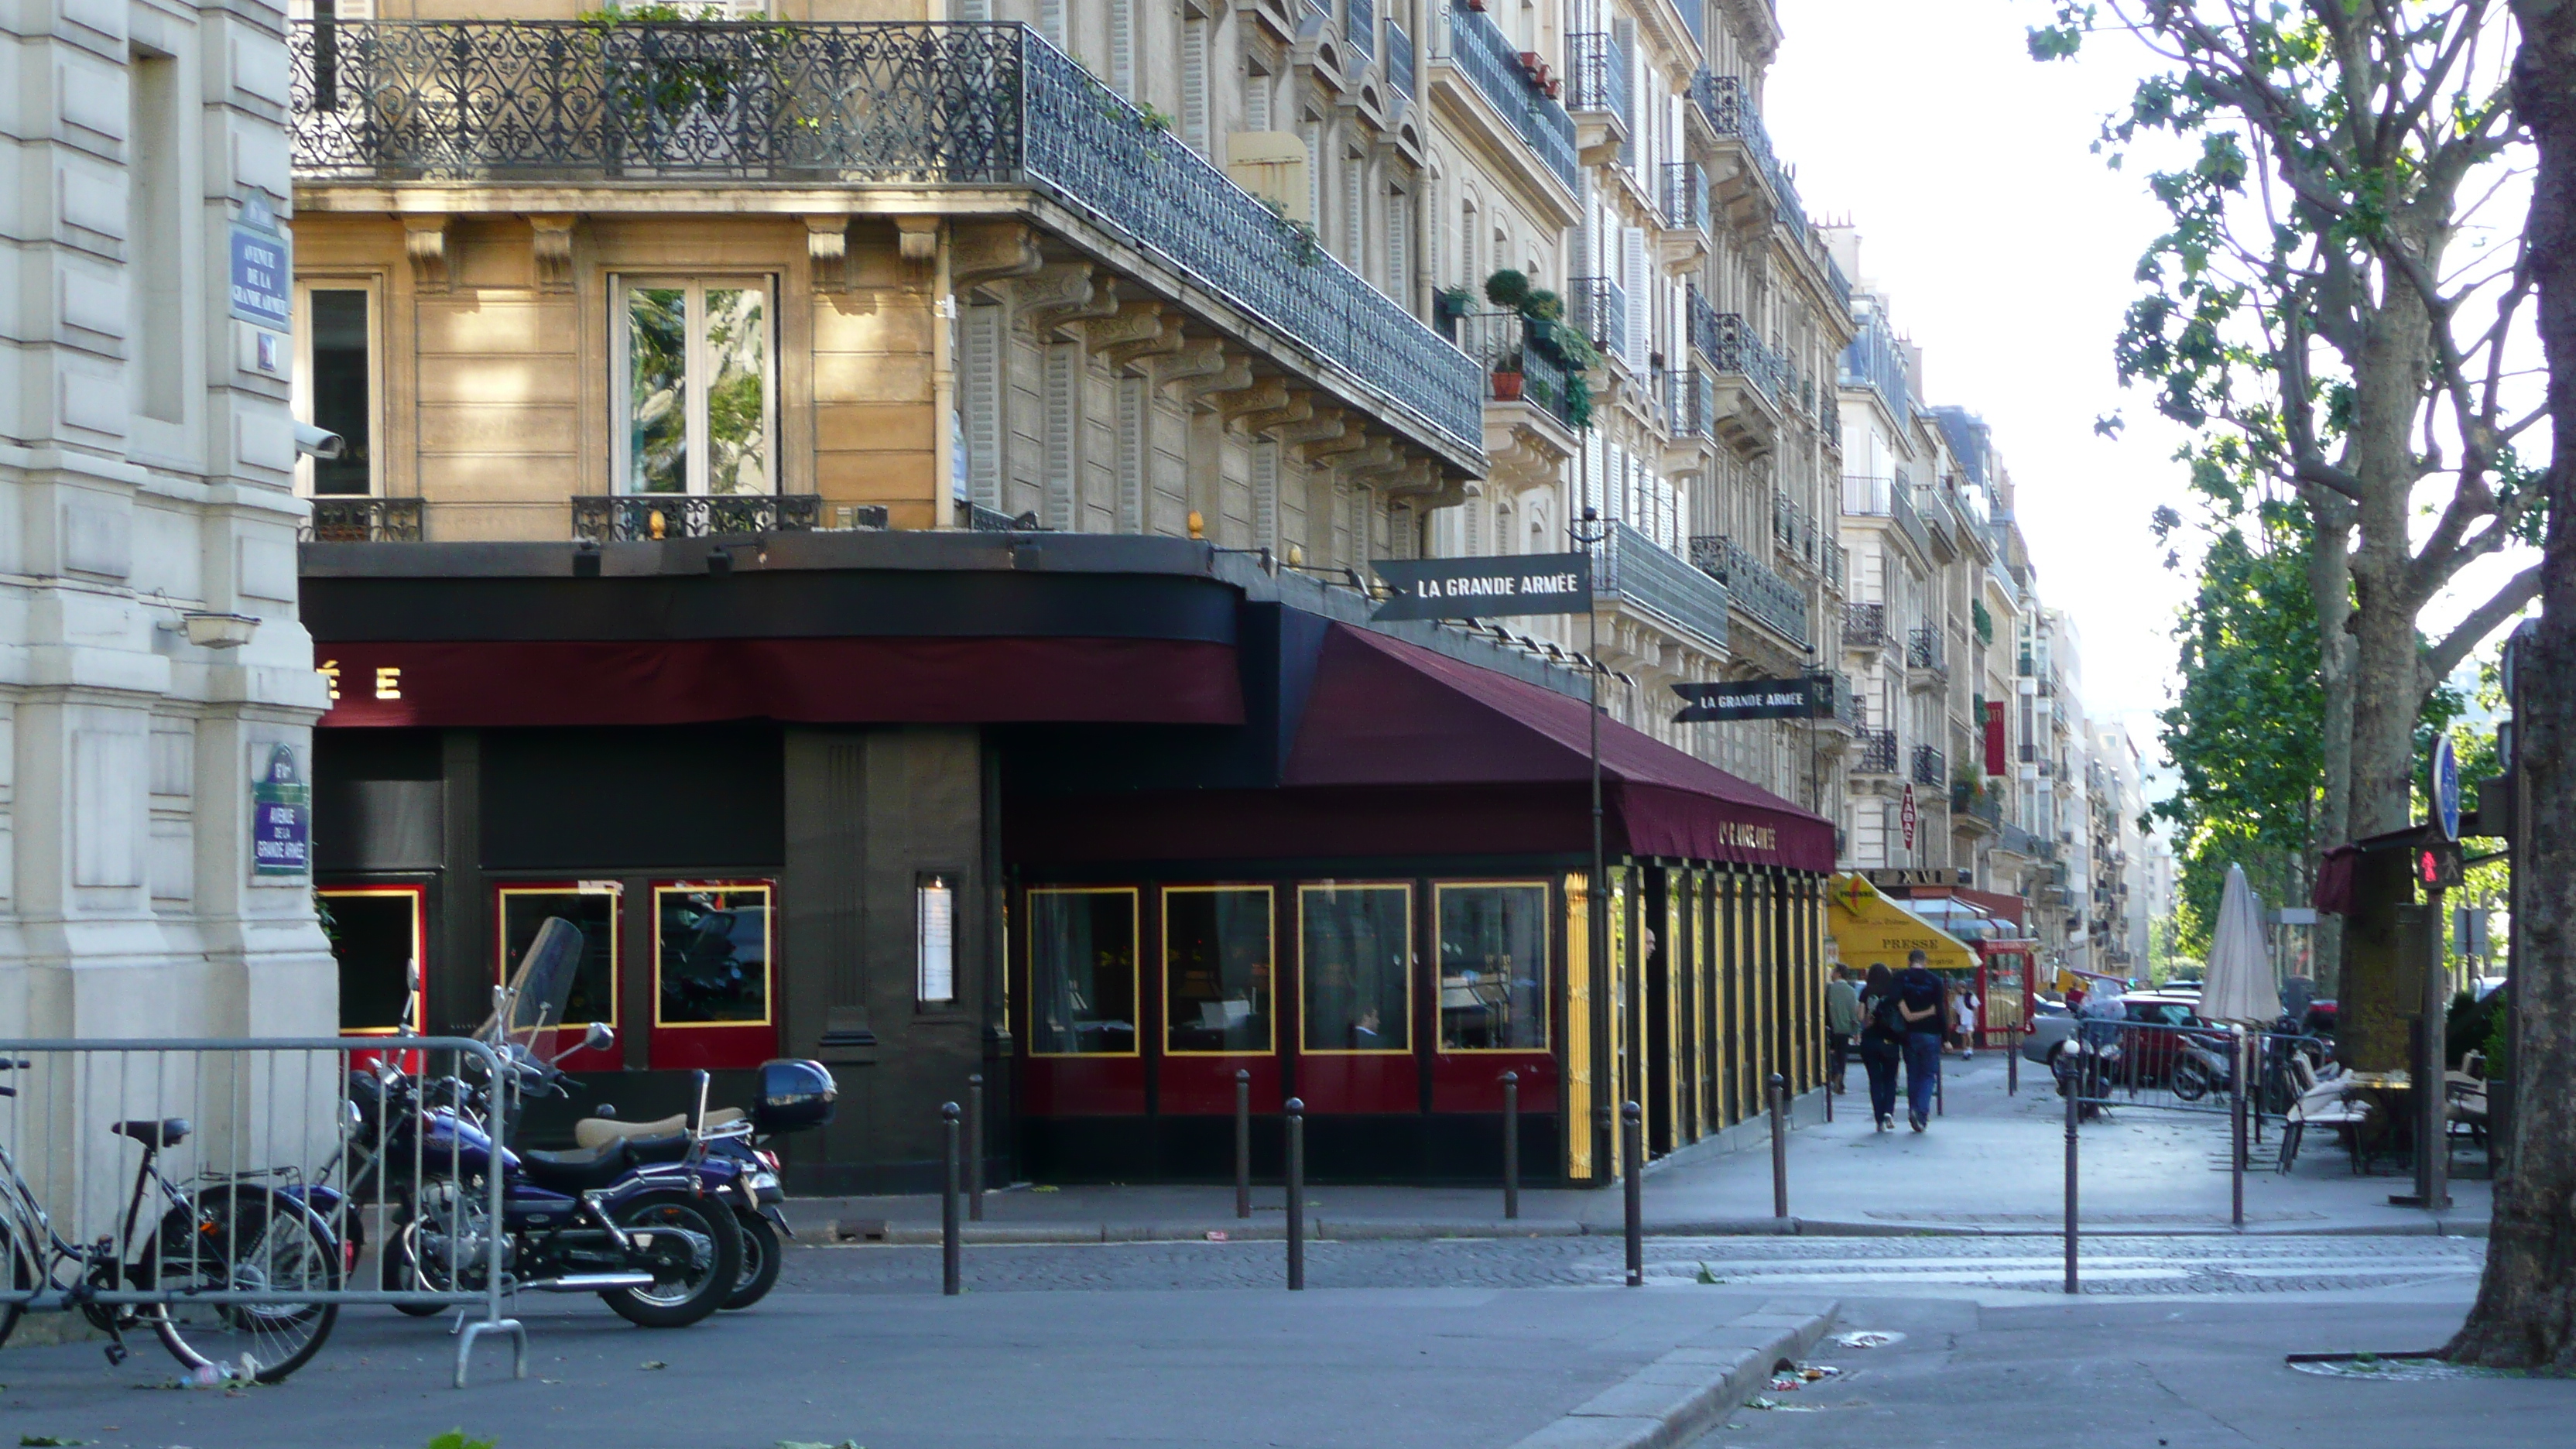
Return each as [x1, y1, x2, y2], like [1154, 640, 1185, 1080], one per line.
[1826, 873, 1976, 974]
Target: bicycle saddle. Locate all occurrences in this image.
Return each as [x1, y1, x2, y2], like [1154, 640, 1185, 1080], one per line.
[111, 1118, 190, 1147]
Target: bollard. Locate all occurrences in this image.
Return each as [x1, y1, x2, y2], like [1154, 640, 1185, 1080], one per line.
[967, 1074, 985, 1222]
[941, 1101, 962, 1297]
[1824, 1051, 1834, 1123]
[1284, 1097, 1306, 1290]
[1769, 1073, 1789, 1220]
[2008, 1030, 2019, 1096]
[2063, 1079, 2080, 1295]
[1502, 1070, 1521, 1221]
[1936, 1055, 1945, 1117]
[2230, 1027, 2248, 1230]
[1622, 1101, 1643, 1287]
[1235, 1069, 1252, 1221]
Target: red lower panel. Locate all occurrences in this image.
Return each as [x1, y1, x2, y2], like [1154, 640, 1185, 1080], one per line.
[646, 1023, 779, 1072]
[1293, 1054, 1418, 1114]
[1158, 1056, 1283, 1115]
[1023, 1056, 1147, 1116]
[1428, 1053, 1557, 1113]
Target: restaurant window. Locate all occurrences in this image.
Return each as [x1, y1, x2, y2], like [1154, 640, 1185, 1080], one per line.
[497, 884, 622, 1029]
[1300, 883, 1411, 1053]
[1028, 888, 1139, 1056]
[1163, 886, 1274, 1054]
[319, 885, 424, 1034]
[293, 283, 376, 496]
[1437, 882, 1549, 1050]
[615, 278, 775, 496]
[653, 883, 772, 1026]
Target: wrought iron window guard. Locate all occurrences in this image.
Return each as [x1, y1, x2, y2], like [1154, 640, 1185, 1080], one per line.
[1568, 274, 1628, 358]
[1662, 159, 1708, 232]
[1910, 744, 1944, 787]
[1855, 728, 1898, 775]
[1842, 600, 1886, 649]
[1907, 625, 1945, 673]
[304, 496, 425, 542]
[570, 493, 824, 542]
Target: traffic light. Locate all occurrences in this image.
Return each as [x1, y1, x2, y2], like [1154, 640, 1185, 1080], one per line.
[2415, 841, 2464, 892]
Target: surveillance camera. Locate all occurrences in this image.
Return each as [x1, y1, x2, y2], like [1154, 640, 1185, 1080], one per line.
[295, 423, 346, 461]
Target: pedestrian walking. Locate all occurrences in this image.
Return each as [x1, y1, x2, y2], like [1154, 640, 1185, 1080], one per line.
[1895, 949, 1947, 1132]
[1858, 963, 1904, 1132]
[1948, 979, 1978, 1061]
[1825, 964, 1862, 1094]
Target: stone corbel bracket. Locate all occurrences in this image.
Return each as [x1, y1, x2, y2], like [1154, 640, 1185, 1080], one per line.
[805, 215, 851, 293]
[402, 214, 452, 295]
[526, 214, 577, 294]
[952, 220, 1046, 296]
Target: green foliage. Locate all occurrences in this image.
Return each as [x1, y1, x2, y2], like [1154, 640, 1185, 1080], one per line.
[1521, 288, 1565, 322]
[424, 1434, 496, 1449]
[1482, 269, 1532, 310]
[1971, 598, 1993, 646]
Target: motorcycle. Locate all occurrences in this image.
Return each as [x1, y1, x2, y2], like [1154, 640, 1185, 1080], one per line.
[2053, 1032, 2122, 1122]
[2167, 1031, 2239, 1104]
[570, 1057, 836, 1311]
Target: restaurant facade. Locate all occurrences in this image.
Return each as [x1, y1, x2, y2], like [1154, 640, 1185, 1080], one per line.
[305, 532, 1834, 1191]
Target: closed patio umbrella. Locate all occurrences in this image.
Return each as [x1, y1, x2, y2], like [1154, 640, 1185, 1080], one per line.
[2197, 863, 2282, 1026]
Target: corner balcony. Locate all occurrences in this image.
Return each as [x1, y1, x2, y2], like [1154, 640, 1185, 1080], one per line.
[1688, 535, 1808, 652]
[1687, 286, 1791, 457]
[1428, 2, 1581, 206]
[1599, 522, 1729, 657]
[1455, 311, 1580, 480]
[1686, 70, 1806, 246]
[290, 19, 1483, 474]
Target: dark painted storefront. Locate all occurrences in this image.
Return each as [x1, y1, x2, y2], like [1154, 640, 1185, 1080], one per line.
[305, 532, 1832, 1193]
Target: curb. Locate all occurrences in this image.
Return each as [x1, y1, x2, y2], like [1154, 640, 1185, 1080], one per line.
[824, 1216, 2482, 1245]
[1503, 1297, 1838, 1449]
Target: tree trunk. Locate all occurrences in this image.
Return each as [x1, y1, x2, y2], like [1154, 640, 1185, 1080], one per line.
[2305, 494, 2355, 991]
[2448, 0, 2576, 1371]
[2341, 272, 2438, 841]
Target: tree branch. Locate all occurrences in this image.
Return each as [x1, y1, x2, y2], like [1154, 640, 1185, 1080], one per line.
[2420, 563, 2542, 688]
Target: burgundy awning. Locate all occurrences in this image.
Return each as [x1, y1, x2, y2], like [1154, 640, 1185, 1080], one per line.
[1279, 625, 1833, 871]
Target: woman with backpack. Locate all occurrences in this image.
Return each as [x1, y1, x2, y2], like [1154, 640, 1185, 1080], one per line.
[1858, 962, 1905, 1131]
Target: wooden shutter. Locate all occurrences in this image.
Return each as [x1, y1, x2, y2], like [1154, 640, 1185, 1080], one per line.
[1042, 343, 1077, 530]
[964, 303, 1005, 511]
[1182, 18, 1210, 153]
[1116, 376, 1146, 533]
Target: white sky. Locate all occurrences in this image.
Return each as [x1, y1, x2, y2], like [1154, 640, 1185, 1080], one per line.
[1766, 0, 2208, 764]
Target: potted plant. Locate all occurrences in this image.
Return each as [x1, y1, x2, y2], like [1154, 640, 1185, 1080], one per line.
[1490, 351, 1526, 401]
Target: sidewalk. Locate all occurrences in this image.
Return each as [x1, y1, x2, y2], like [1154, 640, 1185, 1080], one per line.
[797, 1057, 2493, 1242]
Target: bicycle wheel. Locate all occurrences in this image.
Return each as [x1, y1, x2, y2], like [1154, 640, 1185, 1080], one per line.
[2171, 1055, 2214, 1102]
[147, 1185, 341, 1384]
[0, 1214, 33, 1350]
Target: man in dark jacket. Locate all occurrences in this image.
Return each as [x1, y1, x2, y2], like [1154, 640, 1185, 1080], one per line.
[1894, 950, 1947, 1131]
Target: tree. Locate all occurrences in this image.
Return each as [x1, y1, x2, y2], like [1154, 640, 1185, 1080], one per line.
[2446, 0, 2575, 1375]
[2033, 2, 2547, 864]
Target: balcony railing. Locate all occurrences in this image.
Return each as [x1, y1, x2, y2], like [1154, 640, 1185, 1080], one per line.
[1828, 670, 1865, 728]
[1662, 367, 1714, 439]
[572, 492, 824, 542]
[1910, 744, 1944, 788]
[1569, 274, 1628, 359]
[1439, 2, 1580, 193]
[1599, 521, 1729, 654]
[306, 496, 425, 542]
[1854, 728, 1898, 775]
[1773, 490, 1821, 568]
[291, 20, 1482, 460]
[1952, 782, 2002, 829]
[1386, 20, 1414, 95]
[1819, 388, 1841, 444]
[1688, 535, 1808, 649]
[1662, 160, 1709, 232]
[1564, 31, 1625, 118]
[1457, 311, 1574, 431]
[1687, 70, 1806, 245]
[1842, 473, 1933, 559]
[1843, 600, 1887, 649]
[1907, 625, 1945, 674]
[1345, 0, 1374, 60]
[1684, 286, 1790, 406]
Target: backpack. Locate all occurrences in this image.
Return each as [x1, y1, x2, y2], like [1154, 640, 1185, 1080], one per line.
[1867, 991, 1906, 1038]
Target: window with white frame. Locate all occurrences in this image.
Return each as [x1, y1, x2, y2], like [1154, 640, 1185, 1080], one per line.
[615, 278, 776, 495]
[293, 280, 379, 497]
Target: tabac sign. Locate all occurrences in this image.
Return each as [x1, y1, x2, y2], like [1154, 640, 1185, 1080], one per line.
[1369, 553, 1592, 621]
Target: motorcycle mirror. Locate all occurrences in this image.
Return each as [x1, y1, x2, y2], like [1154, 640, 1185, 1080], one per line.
[596, 1103, 618, 1119]
[584, 1021, 615, 1054]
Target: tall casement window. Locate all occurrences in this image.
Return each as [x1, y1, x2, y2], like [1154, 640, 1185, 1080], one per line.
[1300, 883, 1411, 1053]
[1436, 882, 1550, 1050]
[1029, 888, 1139, 1056]
[615, 278, 775, 495]
[293, 283, 377, 496]
[1163, 886, 1274, 1053]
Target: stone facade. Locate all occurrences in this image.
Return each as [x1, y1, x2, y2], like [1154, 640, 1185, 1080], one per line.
[0, 0, 334, 1040]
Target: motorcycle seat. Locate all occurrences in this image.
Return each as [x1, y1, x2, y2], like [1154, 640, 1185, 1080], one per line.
[519, 1141, 642, 1194]
[621, 1132, 693, 1167]
[111, 1118, 190, 1148]
[572, 1107, 745, 1150]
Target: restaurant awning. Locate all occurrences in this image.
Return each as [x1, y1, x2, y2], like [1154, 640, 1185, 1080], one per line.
[1828, 872, 1975, 972]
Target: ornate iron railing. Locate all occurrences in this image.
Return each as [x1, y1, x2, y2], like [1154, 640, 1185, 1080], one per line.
[1953, 783, 2003, 830]
[1828, 670, 1865, 728]
[1663, 367, 1713, 439]
[1687, 70, 1805, 244]
[289, 20, 1482, 459]
[1854, 728, 1898, 775]
[571, 492, 823, 541]
[1843, 600, 1887, 649]
[1457, 312, 1574, 430]
[1662, 159, 1708, 231]
[1599, 522, 1728, 654]
[305, 496, 425, 542]
[1345, 0, 1374, 60]
[957, 500, 1036, 530]
[1569, 274, 1628, 359]
[1438, 2, 1579, 193]
[1820, 387, 1841, 444]
[1386, 20, 1414, 95]
[1908, 625, 1945, 674]
[1565, 31, 1624, 118]
[1689, 534, 1807, 649]
[1684, 286, 1790, 406]
[1911, 744, 1944, 788]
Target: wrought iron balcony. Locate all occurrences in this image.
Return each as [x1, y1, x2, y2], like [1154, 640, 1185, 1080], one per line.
[1842, 600, 1887, 650]
[1458, 311, 1575, 431]
[1386, 20, 1414, 95]
[1825, 670, 1865, 729]
[305, 496, 424, 542]
[1854, 728, 1898, 776]
[290, 19, 1482, 461]
[1687, 70, 1806, 245]
[1565, 31, 1625, 118]
[1907, 625, 1946, 675]
[1662, 160, 1708, 232]
[1952, 782, 2003, 830]
[1688, 535, 1808, 649]
[572, 492, 824, 542]
[1437, 2, 1579, 193]
[1345, 0, 1375, 60]
[1684, 286, 1790, 407]
[1568, 274, 1628, 360]
[1820, 388, 1841, 444]
[1598, 521, 1729, 654]
[1662, 367, 1714, 440]
[1910, 744, 1944, 788]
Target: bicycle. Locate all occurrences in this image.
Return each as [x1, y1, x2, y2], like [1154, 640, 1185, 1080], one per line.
[0, 1059, 341, 1383]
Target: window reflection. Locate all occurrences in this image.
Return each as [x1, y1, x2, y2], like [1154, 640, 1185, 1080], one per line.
[655, 885, 771, 1026]
[498, 887, 620, 1029]
[1165, 886, 1273, 1053]
[320, 886, 421, 1033]
[1300, 884, 1410, 1053]
[1029, 889, 1138, 1056]
[1437, 882, 1549, 1050]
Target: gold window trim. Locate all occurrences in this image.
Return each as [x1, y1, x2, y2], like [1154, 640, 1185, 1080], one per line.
[1432, 879, 1552, 1055]
[320, 884, 425, 1036]
[496, 882, 622, 1033]
[650, 882, 776, 1030]
[1026, 886, 1142, 1060]
[1161, 883, 1277, 1057]
[1296, 881, 1414, 1057]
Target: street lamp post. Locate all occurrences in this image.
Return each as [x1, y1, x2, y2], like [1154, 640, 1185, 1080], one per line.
[1570, 506, 1611, 1172]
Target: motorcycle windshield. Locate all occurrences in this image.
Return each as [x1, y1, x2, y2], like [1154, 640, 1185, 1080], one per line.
[485, 916, 585, 1045]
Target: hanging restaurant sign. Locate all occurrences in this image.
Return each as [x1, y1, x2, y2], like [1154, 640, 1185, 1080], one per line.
[1670, 675, 1830, 723]
[1368, 553, 1591, 621]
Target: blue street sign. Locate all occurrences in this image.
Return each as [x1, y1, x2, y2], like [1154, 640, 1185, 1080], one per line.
[229, 224, 290, 330]
[2432, 734, 2461, 841]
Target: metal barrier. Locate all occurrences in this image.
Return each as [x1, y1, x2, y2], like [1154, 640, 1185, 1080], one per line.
[0, 1036, 524, 1387]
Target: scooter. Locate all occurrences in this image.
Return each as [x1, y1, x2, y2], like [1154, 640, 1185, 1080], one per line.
[2053, 1033, 2122, 1122]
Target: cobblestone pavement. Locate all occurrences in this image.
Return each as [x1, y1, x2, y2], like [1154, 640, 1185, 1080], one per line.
[781, 1231, 2485, 1297]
